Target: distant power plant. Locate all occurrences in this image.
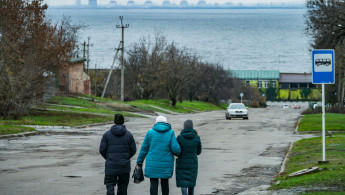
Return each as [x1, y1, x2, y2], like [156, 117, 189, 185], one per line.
[75, 0, 81, 7]
[180, 0, 188, 6]
[197, 0, 206, 6]
[109, 1, 117, 6]
[127, 0, 135, 6]
[162, 0, 171, 6]
[88, 0, 97, 7]
[67, 0, 302, 8]
[144, 0, 153, 6]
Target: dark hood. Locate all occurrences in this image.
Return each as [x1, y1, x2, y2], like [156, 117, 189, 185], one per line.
[181, 128, 197, 139]
[110, 124, 127, 136]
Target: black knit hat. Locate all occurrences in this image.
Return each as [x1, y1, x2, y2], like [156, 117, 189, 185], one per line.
[184, 119, 193, 129]
[114, 114, 124, 125]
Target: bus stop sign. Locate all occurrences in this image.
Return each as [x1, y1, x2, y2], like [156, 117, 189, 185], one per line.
[312, 50, 335, 84]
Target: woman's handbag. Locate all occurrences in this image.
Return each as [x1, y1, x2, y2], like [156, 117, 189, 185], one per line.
[132, 165, 144, 184]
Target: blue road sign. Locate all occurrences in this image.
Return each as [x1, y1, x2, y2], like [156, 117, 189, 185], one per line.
[312, 50, 335, 84]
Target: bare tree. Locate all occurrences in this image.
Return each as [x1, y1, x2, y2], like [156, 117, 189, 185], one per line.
[125, 35, 166, 99]
[161, 43, 197, 106]
[123, 34, 237, 106]
[305, 0, 345, 107]
[0, 0, 82, 118]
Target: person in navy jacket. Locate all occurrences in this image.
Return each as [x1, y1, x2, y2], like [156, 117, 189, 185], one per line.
[100, 114, 137, 195]
[136, 115, 181, 195]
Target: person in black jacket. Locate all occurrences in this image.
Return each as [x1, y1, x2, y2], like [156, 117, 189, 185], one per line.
[99, 114, 137, 195]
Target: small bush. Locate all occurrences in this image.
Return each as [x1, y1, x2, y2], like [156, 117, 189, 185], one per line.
[327, 106, 345, 114]
[302, 107, 322, 115]
[251, 101, 259, 108]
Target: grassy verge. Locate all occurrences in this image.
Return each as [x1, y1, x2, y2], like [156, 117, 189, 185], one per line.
[299, 113, 345, 132]
[45, 105, 145, 118]
[47, 96, 106, 109]
[127, 99, 193, 113]
[0, 125, 36, 135]
[79, 94, 115, 102]
[127, 99, 223, 113]
[271, 135, 345, 193]
[47, 96, 224, 114]
[0, 110, 113, 127]
[177, 100, 224, 111]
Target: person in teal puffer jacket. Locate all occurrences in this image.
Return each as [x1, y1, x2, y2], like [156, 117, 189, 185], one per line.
[136, 115, 181, 195]
[176, 119, 202, 195]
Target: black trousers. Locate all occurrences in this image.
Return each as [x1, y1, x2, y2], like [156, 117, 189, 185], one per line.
[150, 178, 169, 195]
[104, 173, 130, 195]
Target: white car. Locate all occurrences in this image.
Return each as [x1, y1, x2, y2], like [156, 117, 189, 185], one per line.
[282, 105, 289, 109]
[225, 103, 249, 120]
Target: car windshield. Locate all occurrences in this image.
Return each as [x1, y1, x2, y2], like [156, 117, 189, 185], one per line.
[230, 104, 245, 109]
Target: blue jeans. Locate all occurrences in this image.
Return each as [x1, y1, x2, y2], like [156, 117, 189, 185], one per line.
[181, 187, 194, 195]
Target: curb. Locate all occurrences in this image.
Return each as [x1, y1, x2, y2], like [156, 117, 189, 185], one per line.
[294, 116, 302, 133]
[0, 131, 41, 139]
[0, 130, 93, 139]
[279, 142, 294, 174]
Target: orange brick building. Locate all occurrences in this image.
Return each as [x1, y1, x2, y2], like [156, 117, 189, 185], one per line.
[59, 58, 91, 95]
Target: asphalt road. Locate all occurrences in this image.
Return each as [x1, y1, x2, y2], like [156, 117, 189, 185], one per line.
[0, 107, 311, 195]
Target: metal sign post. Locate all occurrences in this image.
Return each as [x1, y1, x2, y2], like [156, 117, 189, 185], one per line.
[312, 49, 335, 163]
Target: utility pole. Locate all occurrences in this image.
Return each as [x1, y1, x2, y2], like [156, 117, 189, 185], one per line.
[102, 42, 122, 98]
[86, 37, 91, 75]
[83, 41, 86, 58]
[116, 16, 129, 102]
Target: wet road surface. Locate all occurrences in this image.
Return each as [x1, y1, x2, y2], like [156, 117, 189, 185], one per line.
[0, 107, 310, 194]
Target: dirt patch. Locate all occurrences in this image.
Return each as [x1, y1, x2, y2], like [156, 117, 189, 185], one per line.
[259, 146, 287, 158]
[213, 146, 289, 194]
[213, 165, 279, 195]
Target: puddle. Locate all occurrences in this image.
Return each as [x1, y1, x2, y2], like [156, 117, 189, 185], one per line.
[64, 175, 82, 178]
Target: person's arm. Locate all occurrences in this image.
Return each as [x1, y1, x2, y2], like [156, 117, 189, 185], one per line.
[128, 132, 137, 158]
[170, 131, 181, 156]
[136, 131, 150, 165]
[99, 133, 108, 159]
[197, 136, 202, 155]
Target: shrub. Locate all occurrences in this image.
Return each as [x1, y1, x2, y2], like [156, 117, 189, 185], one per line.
[251, 101, 259, 108]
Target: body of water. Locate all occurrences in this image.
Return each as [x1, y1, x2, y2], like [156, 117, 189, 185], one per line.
[47, 8, 312, 73]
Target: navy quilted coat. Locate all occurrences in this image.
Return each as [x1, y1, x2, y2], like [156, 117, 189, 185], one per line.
[99, 124, 137, 175]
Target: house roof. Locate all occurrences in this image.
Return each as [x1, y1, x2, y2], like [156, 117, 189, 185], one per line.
[279, 73, 312, 83]
[70, 57, 86, 63]
[230, 70, 280, 80]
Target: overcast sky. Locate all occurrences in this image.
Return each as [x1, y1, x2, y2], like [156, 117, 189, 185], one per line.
[45, 0, 305, 6]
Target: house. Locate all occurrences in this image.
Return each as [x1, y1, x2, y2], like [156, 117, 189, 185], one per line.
[58, 58, 91, 95]
[279, 73, 320, 100]
[231, 70, 280, 89]
[230, 70, 321, 101]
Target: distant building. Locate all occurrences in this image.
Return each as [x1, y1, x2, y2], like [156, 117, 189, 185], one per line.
[127, 0, 135, 6]
[109, 0, 117, 7]
[230, 70, 321, 101]
[180, 0, 188, 6]
[224, 2, 233, 6]
[88, 0, 97, 8]
[144, 0, 153, 6]
[162, 0, 172, 6]
[58, 58, 91, 95]
[197, 0, 206, 6]
[75, 0, 81, 7]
